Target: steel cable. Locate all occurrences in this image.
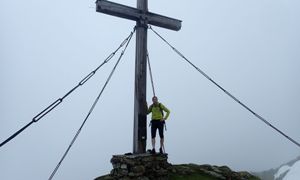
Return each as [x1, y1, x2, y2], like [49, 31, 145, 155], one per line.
[147, 51, 156, 97]
[0, 29, 135, 148]
[149, 25, 300, 148]
[48, 28, 135, 180]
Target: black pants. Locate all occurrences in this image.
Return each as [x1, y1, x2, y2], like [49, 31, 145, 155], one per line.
[151, 120, 164, 139]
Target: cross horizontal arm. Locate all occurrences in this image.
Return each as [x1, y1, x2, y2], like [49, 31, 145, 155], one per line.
[96, 0, 181, 31]
[147, 12, 181, 31]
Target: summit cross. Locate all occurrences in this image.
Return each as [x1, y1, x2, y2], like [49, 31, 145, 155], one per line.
[96, 0, 181, 154]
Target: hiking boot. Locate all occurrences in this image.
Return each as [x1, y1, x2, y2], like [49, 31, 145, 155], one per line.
[151, 148, 156, 154]
[159, 147, 164, 154]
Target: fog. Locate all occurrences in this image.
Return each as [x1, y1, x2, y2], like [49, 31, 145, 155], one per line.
[1, 0, 299, 179]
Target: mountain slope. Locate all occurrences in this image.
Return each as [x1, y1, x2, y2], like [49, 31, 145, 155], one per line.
[96, 163, 260, 180]
[254, 156, 300, 180]
[275, 159, 300, 180]
[169, 164, 259, 180]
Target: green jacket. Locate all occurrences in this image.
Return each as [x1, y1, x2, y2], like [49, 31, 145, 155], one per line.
[147, 103, 170, 120]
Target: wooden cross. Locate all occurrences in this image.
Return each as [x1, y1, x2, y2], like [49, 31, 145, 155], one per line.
[96, 0, 181, 154]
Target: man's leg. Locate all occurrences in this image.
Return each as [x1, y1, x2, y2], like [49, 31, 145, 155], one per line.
[158, 122, 164, 154]
[152, 138, 156, 150]
[151, 121, 157, 153]
[160, 138, 164, 149]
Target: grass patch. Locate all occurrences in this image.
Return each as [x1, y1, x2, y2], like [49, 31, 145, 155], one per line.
[169, 173, 219, 180]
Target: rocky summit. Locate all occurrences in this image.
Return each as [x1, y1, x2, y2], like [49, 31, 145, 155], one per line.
[95, 153, 260, 180]
[168, 164, 260, 180]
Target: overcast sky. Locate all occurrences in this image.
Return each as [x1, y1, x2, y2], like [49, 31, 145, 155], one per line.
[1, 0, 300, 179]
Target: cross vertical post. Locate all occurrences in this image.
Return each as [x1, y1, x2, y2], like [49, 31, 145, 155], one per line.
[133, 0, 148, 154]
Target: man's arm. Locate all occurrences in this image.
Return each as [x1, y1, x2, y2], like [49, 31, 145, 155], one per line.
[161, 104, 170, 120]
[146, 104, 152, 115]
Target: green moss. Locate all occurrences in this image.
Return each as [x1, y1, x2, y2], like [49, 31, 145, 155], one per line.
[168, 164, 260, 180]
[168, 164, 221, 180]
[169, 173, 219, 180]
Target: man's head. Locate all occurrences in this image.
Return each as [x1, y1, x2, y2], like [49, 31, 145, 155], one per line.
[152, 96, 158, 104]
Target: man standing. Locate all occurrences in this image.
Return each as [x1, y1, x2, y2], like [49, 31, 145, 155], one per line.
[147, 96, 170, 154]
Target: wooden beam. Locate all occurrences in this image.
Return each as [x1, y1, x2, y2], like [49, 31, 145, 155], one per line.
[96, 0, 181, 31]
[96, 0, 139, 22]
[133, 0, 148, 154]
[147, 12, 182, 31]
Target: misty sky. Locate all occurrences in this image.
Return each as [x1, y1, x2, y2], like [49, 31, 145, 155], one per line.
[1, 0, 300, 179]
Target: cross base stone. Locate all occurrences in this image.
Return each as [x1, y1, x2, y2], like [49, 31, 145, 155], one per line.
[95, 153, 171, 180]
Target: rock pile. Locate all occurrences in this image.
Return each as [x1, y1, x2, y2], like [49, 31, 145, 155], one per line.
[95, 154, 260, 180]
[95, 153, 170, 180]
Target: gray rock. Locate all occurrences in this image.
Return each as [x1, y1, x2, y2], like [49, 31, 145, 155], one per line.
[132, 165, 145, 174]
[120, 164, 127, 169]
[204, 169, 226, 179]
